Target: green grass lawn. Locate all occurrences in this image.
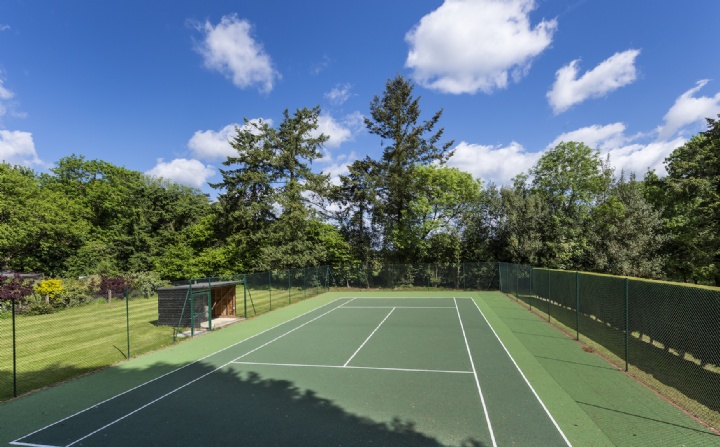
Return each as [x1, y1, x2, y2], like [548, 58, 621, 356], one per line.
[0, 297, 175, 400]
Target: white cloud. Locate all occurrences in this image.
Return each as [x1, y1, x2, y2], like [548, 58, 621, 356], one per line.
[195, 14, 279, 93]
[548, 49, 640, 114]
[549, 122, 683, 176]
[188, 118, 271, 160]
[0, 24, 9, 32]
[548, 123, 629, 151]
[188, 123, 239, 160]
[324, 83, 352, 105]
[447, 141, 541, 184]
[657, 80, 720, 139]
[0, 130, 42, 166]
[405, 0, 556, 94]
[314, 115, 352, 149]
[146, 158, 215, 188]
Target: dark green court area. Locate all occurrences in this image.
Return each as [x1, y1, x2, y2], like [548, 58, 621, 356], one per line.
[2, 292, 718, 446]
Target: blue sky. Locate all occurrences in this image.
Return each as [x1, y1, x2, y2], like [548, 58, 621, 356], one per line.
[2, 0, 719, 196]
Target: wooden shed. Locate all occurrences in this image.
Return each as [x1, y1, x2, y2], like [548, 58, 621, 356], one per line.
[157, 280, 242, 328]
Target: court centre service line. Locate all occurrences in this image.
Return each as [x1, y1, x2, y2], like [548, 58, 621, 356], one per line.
[468, 297, 573, 447]
[12, 297, 352, 447]
[454, 297, 498, 447]
[232, 361, 473, 374]
[343, 307, 395, 367]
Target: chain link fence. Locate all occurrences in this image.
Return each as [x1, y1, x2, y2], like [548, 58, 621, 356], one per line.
[330, 262, 498, 290]
[0, 275, 174, 400]
[499, 262, 720, 431]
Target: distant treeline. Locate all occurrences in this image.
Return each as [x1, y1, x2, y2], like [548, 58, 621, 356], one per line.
[2, 75, 718, 286]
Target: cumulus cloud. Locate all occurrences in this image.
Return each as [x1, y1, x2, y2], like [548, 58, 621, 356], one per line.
[188, 123, 238, 160]
[314, 115, 353, 149]
[195, 14, 279, 93]
[549, 123, 683, 176]
[324, 83, 352, 105]
[188, 119, 271, 160]
[548, 49, 640, 114]
[146, 158, 215, 188]
[0, 130, 42, 166]
[548, 123, 629, 152]
[405, 0, 556, 94]
[657, 80, 720, 139]
[447, 141, 542, 184]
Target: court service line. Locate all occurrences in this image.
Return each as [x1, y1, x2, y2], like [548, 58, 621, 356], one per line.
[469, 298, 573, 447]
[12, 297, 350, 447]
[341, 306, 455, 309]
[343, 307, 395, 366]
[232, 361, 473, 374]
[454, 297, 498, 447]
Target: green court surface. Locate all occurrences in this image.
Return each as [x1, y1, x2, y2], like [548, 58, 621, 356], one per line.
[0, 292, 717, 446]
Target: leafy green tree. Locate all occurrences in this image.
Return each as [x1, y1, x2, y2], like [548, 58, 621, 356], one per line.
[410, 165, 482, 263]
[529, 142, 613, 269]
[0, 163, 89, 275]
[365, 75, 454, 263]
[589, 174, 666, 278]
[661, 116, 720, 285]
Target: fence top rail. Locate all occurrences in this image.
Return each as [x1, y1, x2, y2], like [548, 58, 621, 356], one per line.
[532, 267, 720, 292]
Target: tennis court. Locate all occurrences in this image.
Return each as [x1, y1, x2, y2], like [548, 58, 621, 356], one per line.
[4, 291, 718, 446]
[9, 295, 568, 447]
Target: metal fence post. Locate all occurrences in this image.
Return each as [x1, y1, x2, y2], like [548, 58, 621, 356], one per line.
[12, 297, 17, 397]
[575, 271, 580, 341]
[625, 277, 629, 372]
[126, 286, 130, 358]
[207, 278, 213, 331]
[547, 269, 551, 322]
[243, 274, 247, 318]
[269, 271, 272, 311]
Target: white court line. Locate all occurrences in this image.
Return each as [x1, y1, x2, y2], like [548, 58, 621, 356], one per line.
[343, 307, 395, 367]
[340, 306, 455, 309]
[454, 297, 497, 447]
[62, 299, 350, 447]
[12, 297, 350, 447]
[232, 361, 473, 374]
[469, 297, 573, 447]
[10, 442, 60, 447]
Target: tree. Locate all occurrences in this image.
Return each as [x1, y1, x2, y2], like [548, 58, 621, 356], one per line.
[0, 163, 89, 275]
[364, 75, 454, 263]
[529, 142, 613, 269]
[212, 107, 332, 270]
[588, 174, 666, 278]
[661, 116, 720, 285]
[333, 157, 380, 267]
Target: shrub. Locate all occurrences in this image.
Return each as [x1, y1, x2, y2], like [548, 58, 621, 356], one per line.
[128, 271, 168, 298]
[34, 279, 64, 304]
[57, 278, 95, 307]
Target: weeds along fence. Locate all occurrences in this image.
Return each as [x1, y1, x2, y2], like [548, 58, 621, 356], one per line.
[0, 284, 173, 401]
[499, 262, 720, 431]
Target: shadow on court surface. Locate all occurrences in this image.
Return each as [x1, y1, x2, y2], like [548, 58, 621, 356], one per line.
[8, 360, 487, 447]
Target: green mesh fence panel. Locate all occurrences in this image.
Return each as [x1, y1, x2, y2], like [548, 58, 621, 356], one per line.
[576, 273, 627, 365]
[1, 280, 175, 401]
[501, 262, 720, 431]
[628, 279, 720, 428]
